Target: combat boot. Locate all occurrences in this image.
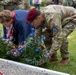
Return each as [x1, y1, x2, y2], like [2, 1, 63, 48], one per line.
[50, 53, 58, 62]
[58, 57, 70, 65]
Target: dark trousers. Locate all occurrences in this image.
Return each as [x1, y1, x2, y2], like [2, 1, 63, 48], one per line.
[34, 4, 41, 10]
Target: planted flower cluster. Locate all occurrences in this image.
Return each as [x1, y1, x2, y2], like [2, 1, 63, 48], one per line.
[0, 28, 48, 66]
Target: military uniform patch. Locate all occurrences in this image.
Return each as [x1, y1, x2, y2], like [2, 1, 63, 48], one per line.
[52, 26, 58, 31]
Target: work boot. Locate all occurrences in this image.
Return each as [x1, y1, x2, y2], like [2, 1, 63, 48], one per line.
[50, 53, 58, 62]
[58, 57, 70, 65]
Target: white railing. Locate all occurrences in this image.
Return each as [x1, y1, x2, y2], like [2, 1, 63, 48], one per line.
[0, 58, 69, 75]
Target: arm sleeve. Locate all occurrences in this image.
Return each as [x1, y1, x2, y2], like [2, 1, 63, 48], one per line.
[49, 13, 66, 54]
[17, 21, 31, 44]
[18, 22, 25, 43]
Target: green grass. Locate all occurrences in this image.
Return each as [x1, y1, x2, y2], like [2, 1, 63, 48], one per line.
[0, 24, 76, 74]
[0, 24, 3, 36]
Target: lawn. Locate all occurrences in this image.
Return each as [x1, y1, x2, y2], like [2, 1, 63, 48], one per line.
[0, 24, 76, 74]
[0, 24, 3, 36]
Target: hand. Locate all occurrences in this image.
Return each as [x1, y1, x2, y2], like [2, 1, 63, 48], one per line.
[46, 51, 52, 61]
[72, 15, 76, 18]
[10, 45, 15, 49]
[73, 19, 76, 23]
[18, 45, 26, 51]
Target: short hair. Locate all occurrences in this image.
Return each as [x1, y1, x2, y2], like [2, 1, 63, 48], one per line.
[36, 9, 41, 17]
[0, 10, 12, 23]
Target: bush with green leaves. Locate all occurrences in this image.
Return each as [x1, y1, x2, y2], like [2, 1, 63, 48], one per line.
[0, 38, 10, 58]
[21, 28, 48, 66]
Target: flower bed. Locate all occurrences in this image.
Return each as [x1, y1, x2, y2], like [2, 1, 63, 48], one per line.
[0, 28, 49, 66]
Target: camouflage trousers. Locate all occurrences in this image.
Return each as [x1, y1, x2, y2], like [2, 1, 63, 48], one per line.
[43, 21, 76, 59]
[60, 21, 76, 58]
[0, 5, 4, 11]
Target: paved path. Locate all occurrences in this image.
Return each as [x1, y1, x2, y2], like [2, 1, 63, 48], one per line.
[0, 60, 49, 75]
[0, 58, 69, 75]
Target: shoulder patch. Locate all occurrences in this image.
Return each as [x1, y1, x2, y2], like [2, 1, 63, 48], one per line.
[52, 26, 58, 31]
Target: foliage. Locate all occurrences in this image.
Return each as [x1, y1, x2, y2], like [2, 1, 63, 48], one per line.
[0, 38, 20, 61]
[41, 0, 46, 6]
[21, 28, 48, 66]
[0, 38, 10, 58]
[0, 27, 48, 66]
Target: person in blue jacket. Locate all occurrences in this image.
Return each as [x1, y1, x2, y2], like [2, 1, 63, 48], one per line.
[0, 10, 32, 45]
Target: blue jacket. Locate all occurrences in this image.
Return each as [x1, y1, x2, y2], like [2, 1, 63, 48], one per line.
[4, 10, 32, 45]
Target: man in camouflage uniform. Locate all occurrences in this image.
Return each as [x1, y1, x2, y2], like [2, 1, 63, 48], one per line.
[63, 0, 73, 6]
[0, 0, 30, 11]
[24, 0, 30, 10]
[0, 4, 3, 12]
[72, 0, 76, 8]
[0, 0, 4, 11]
[45, 0, 53, 5]
[26, 5, 76, 65]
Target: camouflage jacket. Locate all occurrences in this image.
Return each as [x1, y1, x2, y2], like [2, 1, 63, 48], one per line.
[1, 0, 23, 5]
[36, 5, 76, 54]
[63, 0, 73, 6]
[24, 0, 30, 3]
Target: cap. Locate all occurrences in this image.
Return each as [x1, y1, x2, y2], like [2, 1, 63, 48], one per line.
[26, 8, 37, 23]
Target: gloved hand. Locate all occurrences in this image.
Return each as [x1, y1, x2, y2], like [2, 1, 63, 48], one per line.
[44, 52, 51, 61]
[46, 51, 52, 61]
